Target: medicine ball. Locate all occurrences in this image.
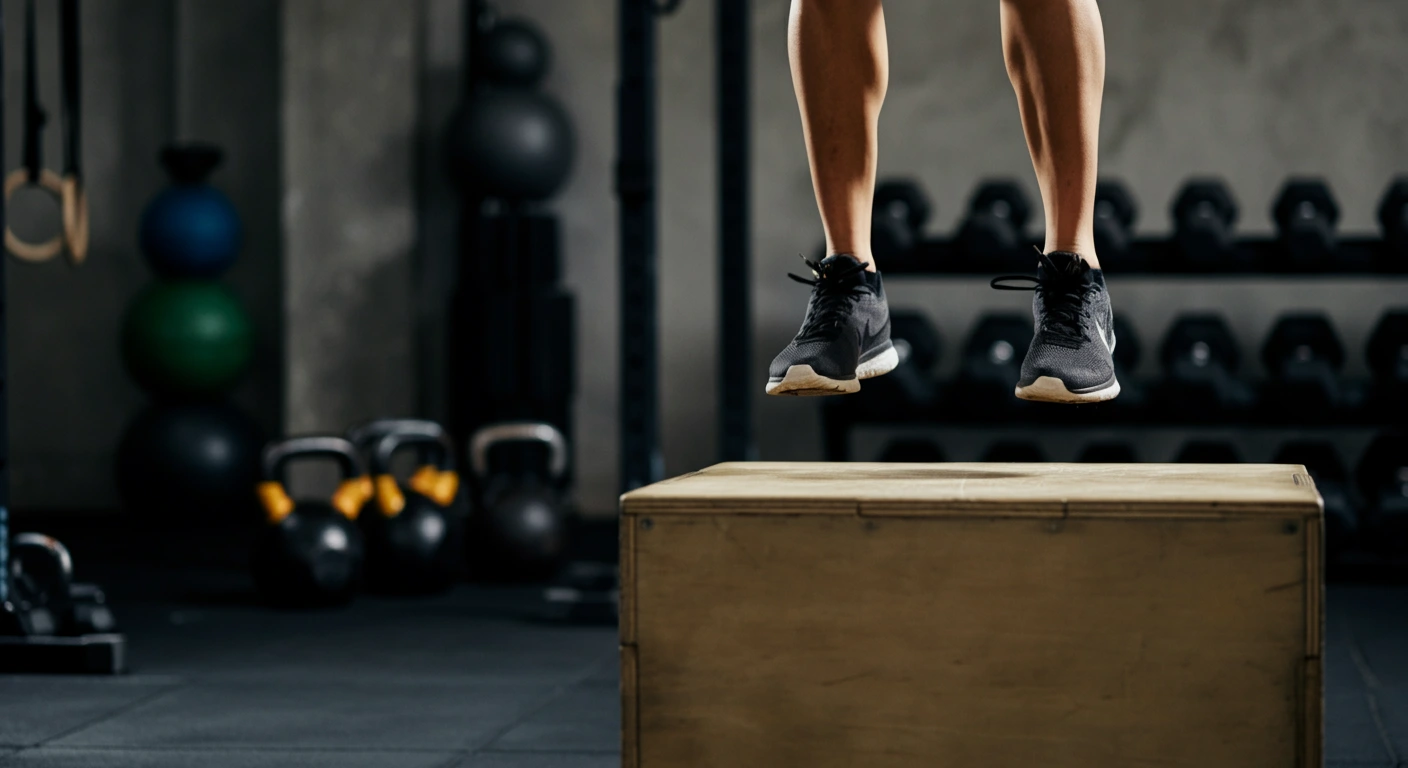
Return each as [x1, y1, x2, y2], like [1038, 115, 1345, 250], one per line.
[478, 18, 550, 87]
[121, 280, 255, 396]
[139, 145, 243, 279]
[446, 87, 575, 201]
[115, 401, 265, 521]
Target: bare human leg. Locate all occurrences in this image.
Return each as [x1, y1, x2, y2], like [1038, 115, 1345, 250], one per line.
[789, 0, 888, 271]
[1000, 0, 1106, 268]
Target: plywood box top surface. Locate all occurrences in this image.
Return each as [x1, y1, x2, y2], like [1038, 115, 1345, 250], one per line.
[621, 462, 1322, 518]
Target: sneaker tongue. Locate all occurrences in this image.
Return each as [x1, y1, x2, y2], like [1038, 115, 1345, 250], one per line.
[818, 253, 864, 271]
[815, 253, 867, 283]
[1041, 251, 1091, 281]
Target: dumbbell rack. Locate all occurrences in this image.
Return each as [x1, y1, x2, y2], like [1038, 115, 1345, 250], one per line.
[879, 236, 1405, 275]
[822, 225, 1407, 575]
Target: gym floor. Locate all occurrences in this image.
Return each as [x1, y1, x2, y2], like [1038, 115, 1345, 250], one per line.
[0, 520, 1404, 768]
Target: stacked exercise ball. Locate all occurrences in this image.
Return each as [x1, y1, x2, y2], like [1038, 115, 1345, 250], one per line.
[446, 16, 574, 201]
[116, 144, 262, 521]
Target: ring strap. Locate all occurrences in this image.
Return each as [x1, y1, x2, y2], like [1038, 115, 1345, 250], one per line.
[61, 175, 88, 264]
[4, 168, 64, 263]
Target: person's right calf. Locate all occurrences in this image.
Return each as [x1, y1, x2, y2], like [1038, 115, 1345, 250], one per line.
[789, 0, 888, 271]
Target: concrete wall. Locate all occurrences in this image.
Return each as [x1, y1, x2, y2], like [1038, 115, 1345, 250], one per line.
[4, 0, 281, 510]
[281, 0, 420, 435]
[4, 0, 171, 509]
[8, 0, 1408, 515]
[488, 0, 1408, 515]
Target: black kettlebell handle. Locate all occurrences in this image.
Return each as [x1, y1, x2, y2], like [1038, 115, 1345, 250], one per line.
[469, 421, 568, 481]
[370, 425, 460, 516]
[346, 418, 444, 454]
[370, 423, 455, 474]
[257, 436, 371, 524]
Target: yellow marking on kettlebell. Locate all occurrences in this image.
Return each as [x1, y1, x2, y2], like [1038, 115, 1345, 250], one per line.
[375, 474, 406, 517]
[408, 466, 438, 499]
[430, 470, 460, 507]
[257, 481, 295, 524]
[332, 476, 373, 520]
[409, 466, 460, 507]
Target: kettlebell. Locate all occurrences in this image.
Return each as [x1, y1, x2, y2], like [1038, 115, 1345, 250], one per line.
[6, 533, 73, 635]
[364, 423, 464, 594]
[469, 421, 571, 579]
[347, 418, 469, 517]
[251, 436, 373, 608]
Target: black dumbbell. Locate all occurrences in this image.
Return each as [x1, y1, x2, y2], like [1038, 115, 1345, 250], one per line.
[871, 180, 932, 265]
[1092, 179, 1143, 271]
[1174, 440, 1241, 464]
[1171, 179, 1241, 271]
[1077, 441, 1138, 463]
[1366, 309, 1408, 423]
[952, 313, 1034, 413]
[1156, 314, 1252, 415]
[879, 438, 946, 463]
[1273, 441, 1356, 559]
[857, 309, 941, 417]
[1107, 314, 1144, 409]
[957, 180, 1033, 268]
[1377, 177, 1408, 269]
[1272, 178, 1340, 269]
[983, 441, 1045, 463]
[1260, 313, 1345, 418]
[1354, 432, 1408, 555]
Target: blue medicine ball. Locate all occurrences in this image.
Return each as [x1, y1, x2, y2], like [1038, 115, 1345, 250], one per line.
[139, 184, 243, 279]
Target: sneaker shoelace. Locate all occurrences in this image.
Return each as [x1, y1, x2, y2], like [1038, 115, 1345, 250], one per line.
[787, 254, 872, 343]
[990, 251, 1097, 348]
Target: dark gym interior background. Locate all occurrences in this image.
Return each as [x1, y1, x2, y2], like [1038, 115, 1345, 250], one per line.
[6, 0, 1407, 517]
[0, 0, 1404, 767]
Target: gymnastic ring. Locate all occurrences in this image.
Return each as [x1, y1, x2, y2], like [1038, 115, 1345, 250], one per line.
[61, 173, 89, 265]
[4, 167, 65, 263]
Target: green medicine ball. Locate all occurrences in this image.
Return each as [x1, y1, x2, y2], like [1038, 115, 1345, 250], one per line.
[122, 281, 254, 395]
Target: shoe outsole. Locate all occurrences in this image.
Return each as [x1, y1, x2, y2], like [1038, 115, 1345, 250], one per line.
[765, 346, 900, 397]
[1015, 375, 1121, 404]
[857, 346, 899, 380]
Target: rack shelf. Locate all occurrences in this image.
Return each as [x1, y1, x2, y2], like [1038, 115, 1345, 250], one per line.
[880, 236, 1407, 276]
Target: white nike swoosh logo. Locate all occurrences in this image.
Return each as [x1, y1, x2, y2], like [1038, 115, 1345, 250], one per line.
[1094, 320, 1115, 354]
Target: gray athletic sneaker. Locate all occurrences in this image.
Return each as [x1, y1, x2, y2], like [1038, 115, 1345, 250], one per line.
[990, 251, 1120, 403]
[766, 254, 898, 396]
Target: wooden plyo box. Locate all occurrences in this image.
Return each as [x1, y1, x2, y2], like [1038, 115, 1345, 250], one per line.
[619, 462, 1324, 768]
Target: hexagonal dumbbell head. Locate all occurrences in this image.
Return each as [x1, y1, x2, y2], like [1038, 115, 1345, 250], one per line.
[874, 180, 932, 231]
[958, 180, 1033, 258]
[1111, 314, 1141, 373]
[967, 180, 1032, 228]
[1354, 432, 1408, 554]
[1261, 313, 1345, 375]
[964, 312, 1033, 370]
[871, 179, 932, 262]
[1172, 179, 1240, 262]
[1092, 179, 1138, 259]
[1272, 178, 1340, 266]
[1160, 314, 1240, 373]
[1377, 177, 1408, 255]
[1367, 310, 1408, 381]
[889, 309, 942, 373]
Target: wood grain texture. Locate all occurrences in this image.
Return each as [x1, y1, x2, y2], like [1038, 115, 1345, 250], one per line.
[629, 511, 1320, 768]
[621, 463, 1323, 518]
[621, 515, 638, 645]
[622, 643, 639, 768]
